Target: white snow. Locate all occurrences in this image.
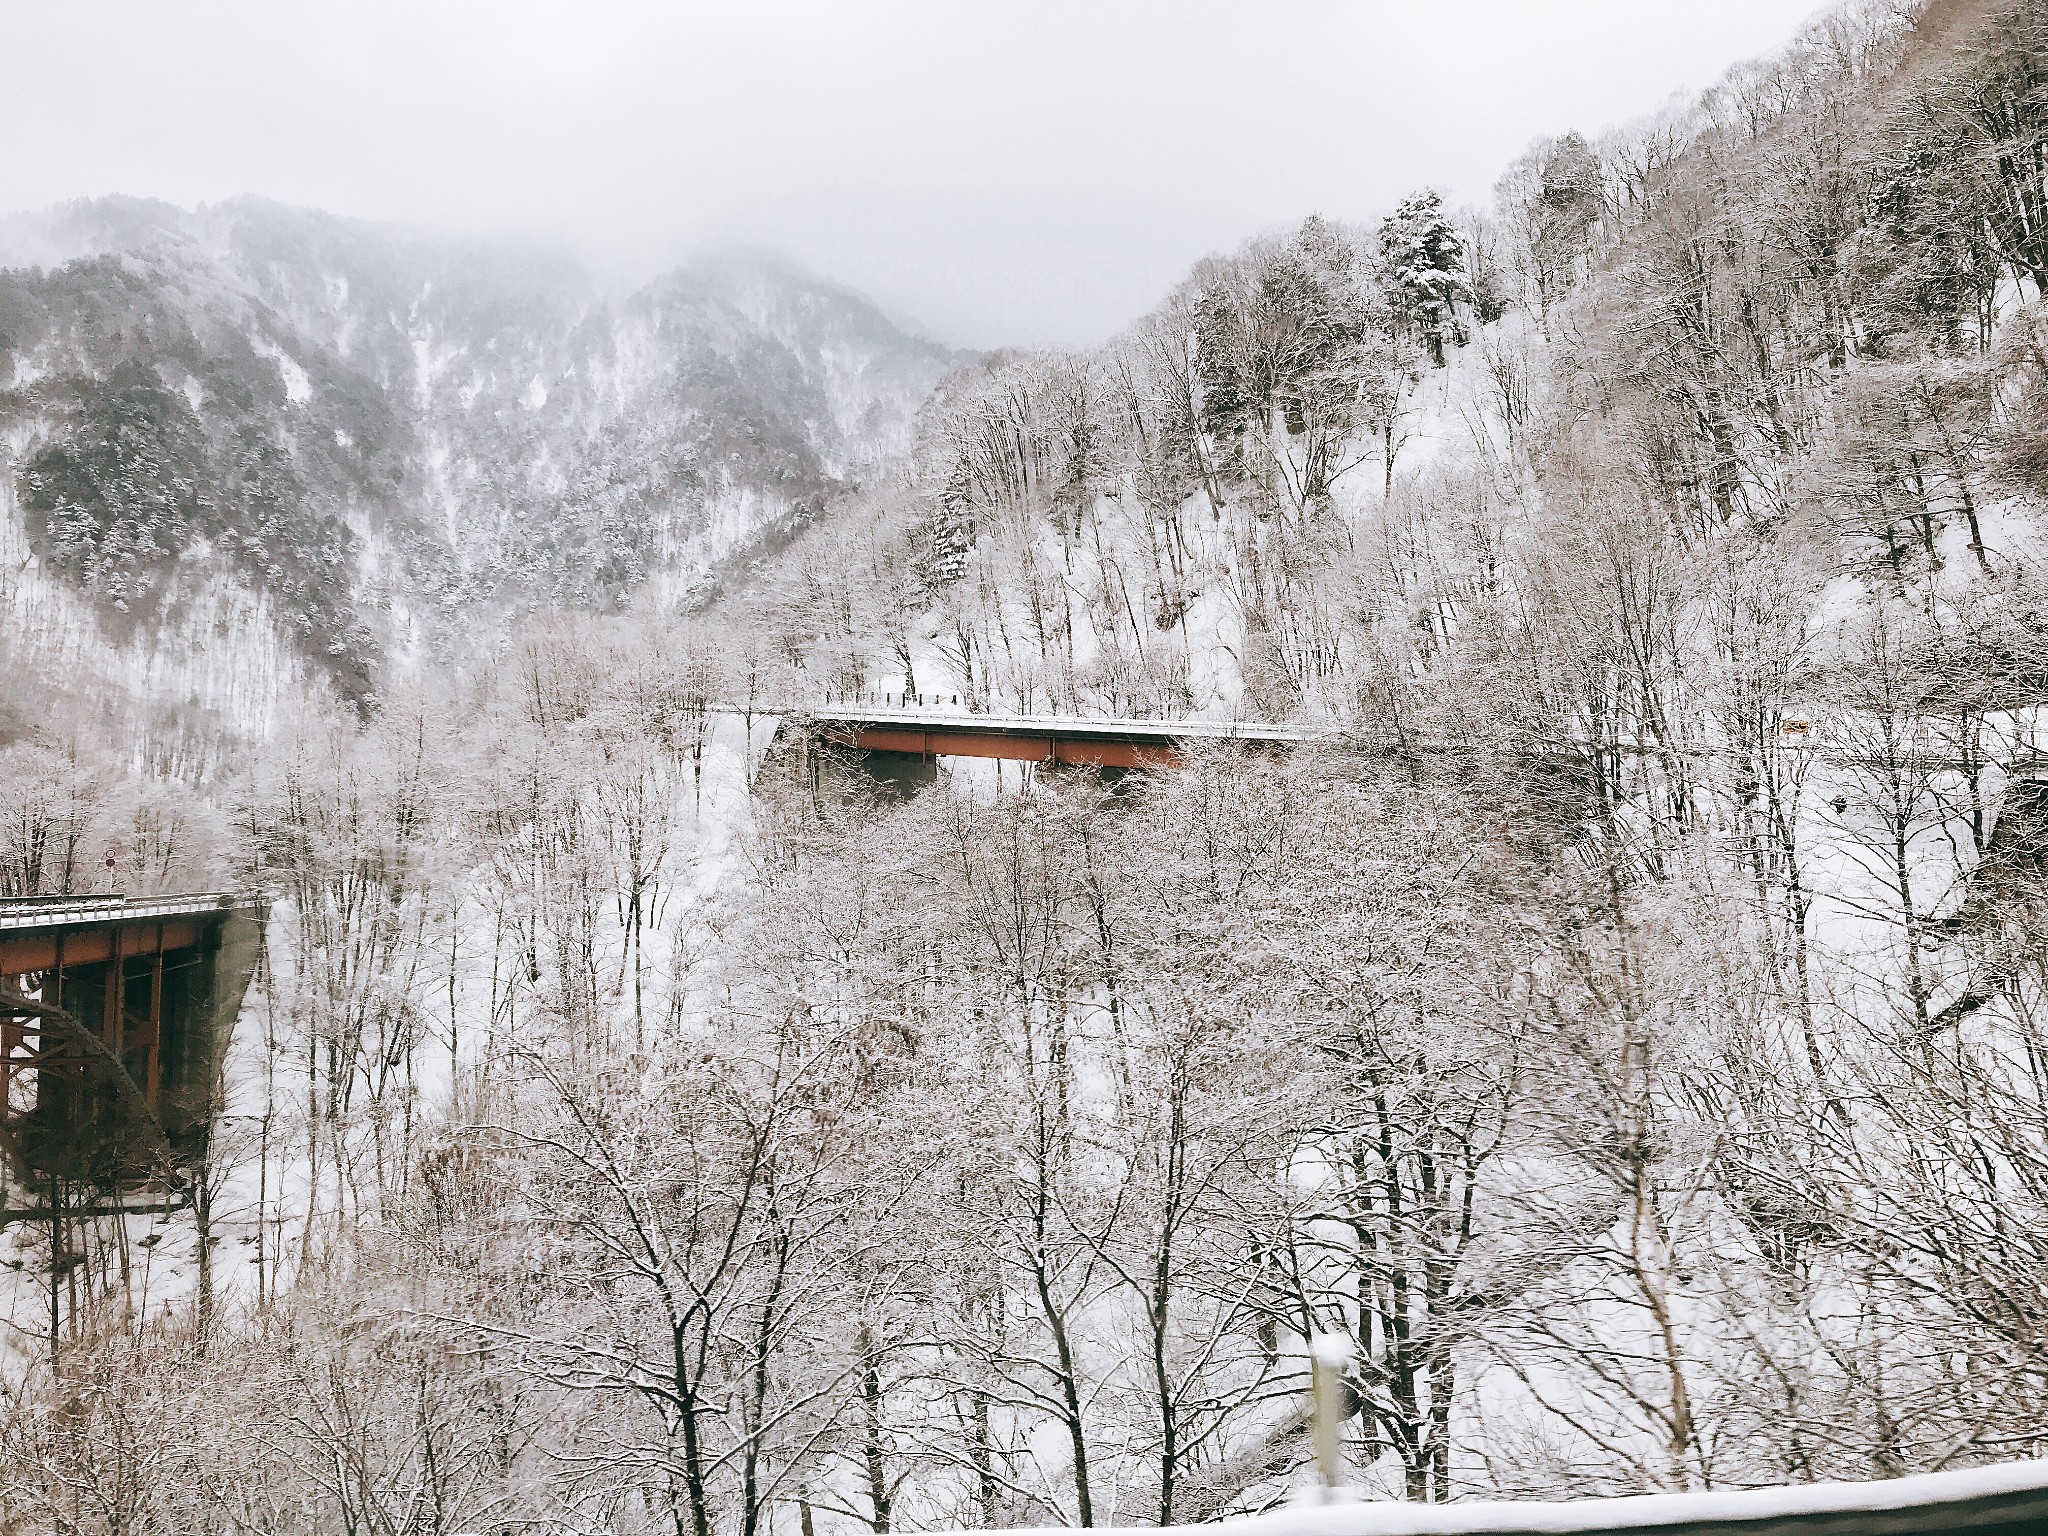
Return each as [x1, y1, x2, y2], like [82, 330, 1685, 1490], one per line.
[991, 1459, 2048, 1535]
[249, 333, 312, 404]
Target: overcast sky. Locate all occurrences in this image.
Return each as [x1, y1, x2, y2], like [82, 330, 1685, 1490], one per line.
[0, 0, 1823, 349]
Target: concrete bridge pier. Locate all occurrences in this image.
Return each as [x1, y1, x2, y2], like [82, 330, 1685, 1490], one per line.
[852, 749, 942, 798]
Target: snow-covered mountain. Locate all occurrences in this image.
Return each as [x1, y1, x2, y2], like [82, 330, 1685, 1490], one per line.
[0, 197, 963, 712]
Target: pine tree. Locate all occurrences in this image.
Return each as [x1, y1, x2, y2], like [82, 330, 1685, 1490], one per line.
[1378, 190, 1471, 366]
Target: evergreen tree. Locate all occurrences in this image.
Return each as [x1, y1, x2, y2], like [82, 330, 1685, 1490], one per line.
[1378, 190, 1471, 366]
[1533, 132, 1603, 307]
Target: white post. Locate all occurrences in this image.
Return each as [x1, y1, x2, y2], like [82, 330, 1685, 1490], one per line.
[1310, 1331, 1352, 1498]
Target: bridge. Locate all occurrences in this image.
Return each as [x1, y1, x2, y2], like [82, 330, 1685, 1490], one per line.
[0, 893, 266, 1215]
[793, 702, 1327, 776]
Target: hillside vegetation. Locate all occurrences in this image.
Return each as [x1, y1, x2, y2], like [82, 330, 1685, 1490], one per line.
[752, 0, 2048, 731]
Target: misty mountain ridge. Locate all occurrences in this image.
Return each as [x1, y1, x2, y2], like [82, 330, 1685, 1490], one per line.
[0, 195, 964, 710]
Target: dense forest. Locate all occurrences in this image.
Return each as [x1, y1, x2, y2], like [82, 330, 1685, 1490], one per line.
[4, 0, 2048, 1529]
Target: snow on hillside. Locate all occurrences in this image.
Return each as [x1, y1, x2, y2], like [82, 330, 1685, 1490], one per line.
[0, 197, 966, 717]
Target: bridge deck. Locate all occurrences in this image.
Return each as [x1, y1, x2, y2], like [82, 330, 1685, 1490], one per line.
[1, 893, 266, 1192]
[806, 707, 1328, 769]
[0, 893, 257, 973]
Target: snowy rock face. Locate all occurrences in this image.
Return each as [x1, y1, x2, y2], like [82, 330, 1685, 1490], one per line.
[0, 196, 962, 704]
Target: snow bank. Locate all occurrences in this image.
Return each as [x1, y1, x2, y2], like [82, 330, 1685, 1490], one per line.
[984, 1460, 2048, 1534]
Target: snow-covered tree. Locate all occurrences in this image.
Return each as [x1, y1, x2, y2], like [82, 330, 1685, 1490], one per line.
[1378, 191, 1471, 366]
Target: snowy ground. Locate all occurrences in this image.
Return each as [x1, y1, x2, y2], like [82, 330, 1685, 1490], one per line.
[982, 1456, 2048, 1534]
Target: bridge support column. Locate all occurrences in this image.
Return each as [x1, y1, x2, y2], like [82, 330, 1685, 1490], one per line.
[850, 749, 940, 799]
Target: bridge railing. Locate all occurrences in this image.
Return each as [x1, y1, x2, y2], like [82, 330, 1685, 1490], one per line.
[0, 892, 249, 931]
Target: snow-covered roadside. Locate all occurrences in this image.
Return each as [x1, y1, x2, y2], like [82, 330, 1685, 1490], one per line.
[987, 1457, 2048, 1535]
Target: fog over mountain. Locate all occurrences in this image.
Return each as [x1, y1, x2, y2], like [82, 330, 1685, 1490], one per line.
[0, 1, 1826, 347]
[1, 195, 959, 707]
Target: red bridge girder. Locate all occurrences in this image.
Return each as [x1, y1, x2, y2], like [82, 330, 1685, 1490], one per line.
[807, 706, 1322, 770]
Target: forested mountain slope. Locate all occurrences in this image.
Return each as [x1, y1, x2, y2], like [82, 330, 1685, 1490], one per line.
[0, 196, 959, 715]
[6, 0, 2048, 1530]
[745, 0, 2048, 734]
